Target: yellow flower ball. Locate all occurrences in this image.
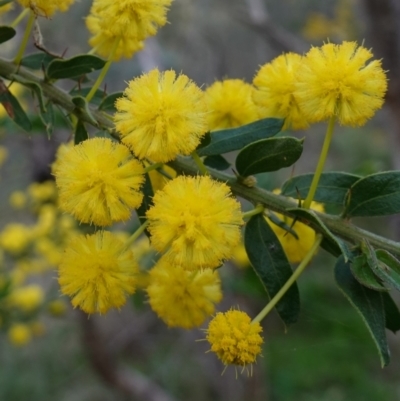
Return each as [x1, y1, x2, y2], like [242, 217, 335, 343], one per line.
[58, 231, 138, 314]
[206, 310, 263, 367]
[48, 299, 68, 316]
[205, 79, 259, 130]
[53, 138, 145, 226]
[147, 259, 222, 328]
[0, 223, 32, 255]
[253, 53, 309, 130]
[8, 284, 44, 312]
[17, 0, 75, 17]
[8, 323, 32, 347]
[9, 191, 27, 210]
[115, 69, 208, 163]
[146, 175, 243, 269]
[294, 41, 387, 126]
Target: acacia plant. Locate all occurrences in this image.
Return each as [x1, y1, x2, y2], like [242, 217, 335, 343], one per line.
[0, 0, 399, 374]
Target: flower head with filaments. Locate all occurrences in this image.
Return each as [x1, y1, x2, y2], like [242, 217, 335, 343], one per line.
[295, 41, 387, 126]
[206, 310, 263, 368]
[17, 0, 75, 17]
[147, 259, 222, 328]
[115, 69, 208, 163]
[53, 138, 144, 227]
[58, 231, 138, 314]
[253, 53, 309, 130]
[146, 176, 243, 269]
[205, 79, 259, 130]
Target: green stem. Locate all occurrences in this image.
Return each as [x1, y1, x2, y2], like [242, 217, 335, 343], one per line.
[242, 204, 264, 220]
[11, 8, 30, 28]
[124, 220, 149, 250]
[252, 234, 323, 324]
[13, 11, 35, 65]
[191, 150, 209, 175]
[86, 37, 120, 102]
[303, 115, 336, 209]
[144, 162, 164, 174]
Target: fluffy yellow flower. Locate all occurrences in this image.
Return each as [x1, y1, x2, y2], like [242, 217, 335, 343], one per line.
[86, 0, 172, 60]
[48, 299, 68, 316]
[253, 53, 309, 130]
[295, 41, 387, 126]
[8, 323, 31, 347]
[9, 191, 27, 210]
[148, 164, 177, 193]
[206, 310, 263, 367]
[146, 176, 243, 269]
[205, 79, 259, 130]
[266, 200, 324, 264]
[147, 259, 222, 328]
[53, 138, 144, 226]
[58, 231, 138, 314]
[8, 284, 44, 312]
[17, 0, 75, 17]
[115, 69, 208, 163]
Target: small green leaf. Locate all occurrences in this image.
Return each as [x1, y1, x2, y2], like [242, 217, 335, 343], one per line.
[236, 137, 303, 176]
[197, 118, 283, 157]
[203, 155, 231, 170]
[47, 54, 106, 80]
[40, 100, 55, 137]
[350, 254, 387, 291]
[136, 173, 154, 236]
[282, 172, 361, 205]
[382, 292, 400, 333]
[287, 207, 352, 261]
[0, 26, 15, 44]
[344, 171, 400, 217]
[373, 249, 400, 292]
[70, 88, 105, 106]
[74, 120, 88, 144]
[20, 52, 57, 70]
[0, 81, 31, 132]
[334, 256, 390, 367]
[244, 214, 300, 326]
[98, 92, 123, 112]
[72, 96, 97, 126]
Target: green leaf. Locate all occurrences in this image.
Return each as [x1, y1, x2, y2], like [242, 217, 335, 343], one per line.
[98, 92, 123, 112]
[236, 137, 303, 176]
[374, 249, 400, 292]
[20, 52, 57, 70]
[70, 88, 105, 106]
[74, 120, 88, 145]
[46, 55, 106, 80]
[244, 214, 300, 326]
[0, 26, 15, 44]
[0, 81, 31, 132]
[40, 100, 55, 137]
[382, 292, 400, 333]
[350, 254, 387, 291]
[287, 207, 352, 261]
[197, 118, 283, 157]
[72, 96, 97, 125]
[203, 155, 231, 170]
[282, 172, 361, 205]
[344, 171, 400, 217]
[136, 173, 154, 236]
[334, 256, 390, 367]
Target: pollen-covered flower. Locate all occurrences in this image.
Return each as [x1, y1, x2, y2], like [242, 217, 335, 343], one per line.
[205, 79, 259, 130]
[266, 198, 324, 264]
[147, 259, 222, 328]
[206, 309, 263, 367]
[0, 223, 32, 255]
[8, 285, 44, 312]
[146, 176, 243, 269]
[17, 0, 75, 17]
[8, 323, 32, 347]
[58, 231, 138, 314]
[53, 138, 144, 226]
[115, 69, 208, 163]
[86, 0, 172, 60]
[253, 53, 309, 130]
[294, 41, 387, 126]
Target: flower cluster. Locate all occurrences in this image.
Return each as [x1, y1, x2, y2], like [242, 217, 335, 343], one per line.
[17, 0, 75, 17]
